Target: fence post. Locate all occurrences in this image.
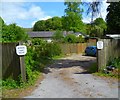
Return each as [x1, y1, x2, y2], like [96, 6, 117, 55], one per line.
[97, 39, 106, 71]
[19, 42, 26, 82]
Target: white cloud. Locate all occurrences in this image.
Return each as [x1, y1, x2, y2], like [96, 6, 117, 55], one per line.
[0, 2, 51, 26]
[82, 17, 91, 23]
[40, 16, 52, 20]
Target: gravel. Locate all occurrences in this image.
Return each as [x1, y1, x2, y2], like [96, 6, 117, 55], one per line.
[24, 54, 119, 98]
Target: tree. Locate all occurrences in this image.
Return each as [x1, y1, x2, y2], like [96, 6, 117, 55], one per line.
[51, 17, 63, 30]
[52, 30, 64, 42]
[64, 34, 77, 43]
[33, 17, 62, 31]
[93, 18, 106, 29]
[86, 18, 107, 37]
[93, 18, 107, 37]
[85, 0, 102, 23]
[33, 20, 46, 31]
[2, 23, 28, 42]
[63, 1, 84, 32]
[106, 2, 120, 34]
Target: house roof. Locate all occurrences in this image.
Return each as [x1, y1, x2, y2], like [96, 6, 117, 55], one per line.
[27, 31, 55, 38]
[106, 34, 120, 39]
[27, 31, 88, 38]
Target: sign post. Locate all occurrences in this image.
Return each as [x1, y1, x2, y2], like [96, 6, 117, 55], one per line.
[16, 42, 27, 82]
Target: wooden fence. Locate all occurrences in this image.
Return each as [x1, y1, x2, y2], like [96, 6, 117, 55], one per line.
[97, 39, 120, 71]
[59, 42, 96, 55]
[1, 43, 21, 80]
[1, 42, 96, 80]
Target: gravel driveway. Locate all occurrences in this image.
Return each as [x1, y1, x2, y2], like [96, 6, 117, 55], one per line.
[25, 54, 119, 98]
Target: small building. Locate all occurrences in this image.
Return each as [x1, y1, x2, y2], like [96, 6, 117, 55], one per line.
[27, 31, 88, 42]
[27, 31, 55, 42]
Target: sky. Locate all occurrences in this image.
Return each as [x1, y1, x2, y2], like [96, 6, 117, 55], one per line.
[0, 0, 109, 28]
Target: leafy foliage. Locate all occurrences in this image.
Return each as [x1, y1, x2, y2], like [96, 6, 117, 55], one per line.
[33, 17, 62, 31]
[76, 35, 85, 43]
[107, 57, 120, 69]
[33, 20, 46, 31]
[63, 34, 85, 43]
[52, 30, 64, 42]
[63, 2, 85, 32]
[106, 2, 120, 34]
[86, 18, 106, 37]
[2, 23, 28, 42]
[64, 34, 77, 43]
[2, 39, 61, 89]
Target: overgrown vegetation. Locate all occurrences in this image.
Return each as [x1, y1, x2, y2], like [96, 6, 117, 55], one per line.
[52, 31, 85, 43]
[89, 57, 120, 78]
[1, 17, 28, 42]
[107, 57, 120, 69]
[2, 39, 61, 89]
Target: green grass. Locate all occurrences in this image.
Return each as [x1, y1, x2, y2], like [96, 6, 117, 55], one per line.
[52, 54, 66, 60]
[93, 72, 119, 79]
[88, 62, 119, 79]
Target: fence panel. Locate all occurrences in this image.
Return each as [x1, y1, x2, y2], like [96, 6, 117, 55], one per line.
[2, 43, 21, 80]
[97, 39, 120, 71]
[59, 43, 92, 55]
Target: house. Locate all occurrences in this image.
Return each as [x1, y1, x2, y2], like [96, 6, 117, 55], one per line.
[27, 31, 88, 42]
[27, 31, 55, 42]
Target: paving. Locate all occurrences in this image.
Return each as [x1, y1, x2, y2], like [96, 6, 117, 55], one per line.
[24, 54, 119, 98]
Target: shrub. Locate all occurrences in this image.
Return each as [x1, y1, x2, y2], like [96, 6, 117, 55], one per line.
[107, 57, 120, 69]
[52, 30, 64, 42]
[64, 34, 77, 43]
[2, 23, 28, 42]
[2, 39, 61, 89]
[76, 35, 85, 43]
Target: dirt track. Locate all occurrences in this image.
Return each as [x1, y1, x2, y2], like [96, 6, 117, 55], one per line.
[25, 54, 119, 98]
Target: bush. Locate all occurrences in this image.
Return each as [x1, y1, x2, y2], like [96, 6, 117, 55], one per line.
[76, 35, 85, 43]
[52, 30, 64, 42]
[63, 34, 85, 43]
[107, 57, 120, 69]
[2, 39, 61, 89]
[25, 39, 61, 80]
[2, 23, 28, 42]
[64, 34, 77, 43]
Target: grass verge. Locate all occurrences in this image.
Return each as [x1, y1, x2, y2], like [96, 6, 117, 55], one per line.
[88, 62, 119, 79]
[2, 73, 44, 98]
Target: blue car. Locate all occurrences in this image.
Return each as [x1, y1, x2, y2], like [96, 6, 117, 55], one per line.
[85, 46, 97, 56]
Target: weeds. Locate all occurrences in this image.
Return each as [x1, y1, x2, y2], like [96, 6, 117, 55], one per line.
[2, 39, 62, 89]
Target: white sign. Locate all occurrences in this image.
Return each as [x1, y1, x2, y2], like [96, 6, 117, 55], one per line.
[97, 41, 103, 49]
[16, 45, 27, 56]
